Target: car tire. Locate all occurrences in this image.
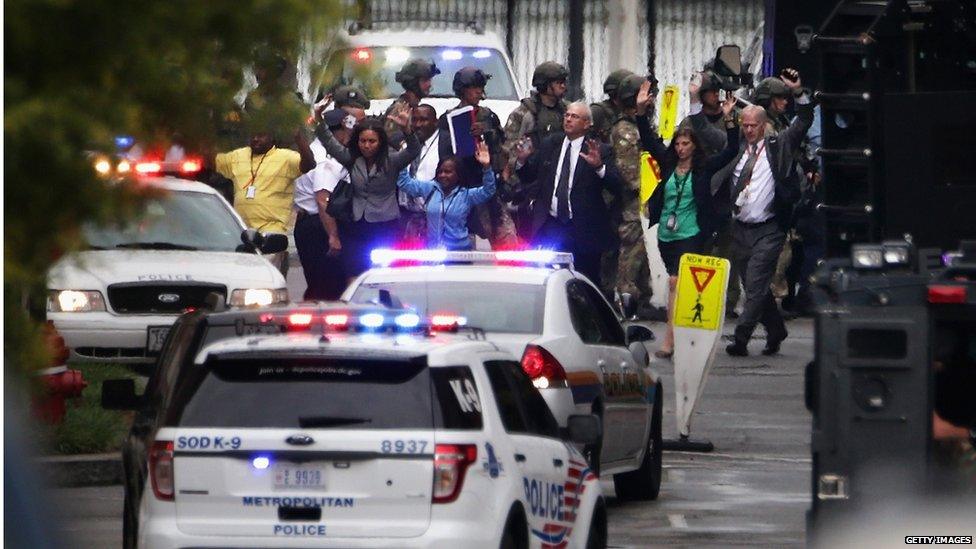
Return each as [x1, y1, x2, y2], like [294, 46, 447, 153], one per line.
[585, 499, 608, 549]
[498, 506, 528, 549]
[612, 382, 663, 501]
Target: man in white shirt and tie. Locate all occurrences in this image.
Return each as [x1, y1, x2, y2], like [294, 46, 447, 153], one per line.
[725, 68, 814, 357]
[516, 102, 622, 287]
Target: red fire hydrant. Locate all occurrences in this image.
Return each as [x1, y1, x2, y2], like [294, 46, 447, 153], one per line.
[33, 322, 88, 424]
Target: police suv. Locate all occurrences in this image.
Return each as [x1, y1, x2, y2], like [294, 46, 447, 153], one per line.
[47, 177, 288, 364]
[343, 250, 663, 501]
[104, 304, 607, 548]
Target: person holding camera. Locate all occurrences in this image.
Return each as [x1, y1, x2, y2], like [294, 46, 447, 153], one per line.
[634, 81, 740, 358]
[719, 68, 814, 357]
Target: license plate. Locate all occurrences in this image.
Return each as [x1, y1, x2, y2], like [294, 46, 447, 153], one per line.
[146, 326, 171, 353]
[274, 465, 326, 489]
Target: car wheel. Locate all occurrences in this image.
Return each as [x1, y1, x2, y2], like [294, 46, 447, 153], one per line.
[612, 382, 663, 501]
[585, 499, 608, 549]
[122, 488, 137, 549]
[498, 506, 528, 549]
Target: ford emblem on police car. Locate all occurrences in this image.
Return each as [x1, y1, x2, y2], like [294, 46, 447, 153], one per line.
[286, 434, 315, 446]
[157, 293, 180, 303]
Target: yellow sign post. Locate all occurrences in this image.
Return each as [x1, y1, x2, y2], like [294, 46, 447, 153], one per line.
[674, 253, 729, 330]
[658, 84, 680, 141]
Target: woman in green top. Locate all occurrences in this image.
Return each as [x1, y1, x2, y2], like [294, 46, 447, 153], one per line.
[635, 84, 740, 358]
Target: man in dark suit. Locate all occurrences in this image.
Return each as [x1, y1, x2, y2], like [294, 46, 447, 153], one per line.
[515, 101, 622, 287]
[721, 68, 814, 357]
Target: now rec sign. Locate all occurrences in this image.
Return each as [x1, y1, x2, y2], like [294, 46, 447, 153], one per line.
[674, 253, 729, 331]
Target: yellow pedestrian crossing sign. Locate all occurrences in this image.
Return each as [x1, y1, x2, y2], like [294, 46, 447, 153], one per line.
[674, 253, 729, 331]
[658, 84, 680, 141]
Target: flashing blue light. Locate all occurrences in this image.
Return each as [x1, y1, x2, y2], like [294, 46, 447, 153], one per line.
[252, 456, 271, 470]
[472, 49, 491, 59]
[441, 49, 463, 61]
[114, 135, 135, 150]
[394, 313, 421, 329]
[360, 313, 385, 329]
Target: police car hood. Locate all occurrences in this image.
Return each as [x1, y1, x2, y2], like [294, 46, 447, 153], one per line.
[48, 250, 284, 289]
[366, 98, 520, 131]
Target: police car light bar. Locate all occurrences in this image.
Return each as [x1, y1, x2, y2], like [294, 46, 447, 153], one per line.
[370, 248, 574, 268]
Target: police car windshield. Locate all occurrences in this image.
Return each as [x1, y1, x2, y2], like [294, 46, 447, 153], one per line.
[334, 47, 518, 100]
[83, 191, 244, 252]
[349, 282, 545, 334]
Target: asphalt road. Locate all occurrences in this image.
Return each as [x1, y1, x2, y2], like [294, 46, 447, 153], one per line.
[46, 307, 815, 548]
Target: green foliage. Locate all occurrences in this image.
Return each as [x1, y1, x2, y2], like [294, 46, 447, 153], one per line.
[4, 0, 346, 378]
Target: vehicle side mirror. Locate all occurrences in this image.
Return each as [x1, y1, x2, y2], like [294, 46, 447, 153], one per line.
[101, 379, 143, 411]
[240, 229, 263, 252]
[629, 340, 650, 367]
[565, 414, 602, 446]
[715, 44, 743, 77]
[620, 292, 638, 319]
[260, 233, 288, 255]
[627, 324, 654, 343]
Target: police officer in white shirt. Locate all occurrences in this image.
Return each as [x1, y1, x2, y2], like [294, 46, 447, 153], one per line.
[725, 68, 814, 357]
[293, 109, 356, 300]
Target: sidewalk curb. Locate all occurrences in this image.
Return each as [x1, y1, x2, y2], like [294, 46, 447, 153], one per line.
[40, 452, 123, 487]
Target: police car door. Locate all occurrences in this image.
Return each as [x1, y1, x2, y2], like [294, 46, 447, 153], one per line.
[161, 354, 439, 541]
[484, 360, 570, 540]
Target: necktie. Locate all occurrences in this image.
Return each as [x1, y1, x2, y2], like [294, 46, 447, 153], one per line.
[556, 142, 573, 222]
[732, 143, 760, 212]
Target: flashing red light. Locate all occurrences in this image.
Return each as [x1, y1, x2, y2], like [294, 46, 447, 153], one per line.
[259, 313, 275, 323]
[430, 314, 461, 330]
[520, 345, 568, 386]
[287, 312, 314, 328]
[352, 48, 373, 62]
[928, 285, 967, 304]
[324, 314, 349, 329]
[180, 159, 202, 173]
[135, 161, 162, 174]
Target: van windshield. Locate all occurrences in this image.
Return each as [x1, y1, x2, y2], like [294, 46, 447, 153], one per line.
[331, 46, 518, 100]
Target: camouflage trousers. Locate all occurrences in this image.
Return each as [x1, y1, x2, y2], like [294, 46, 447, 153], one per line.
[475, 199, 520, 249]
[615, 221, 651, 304]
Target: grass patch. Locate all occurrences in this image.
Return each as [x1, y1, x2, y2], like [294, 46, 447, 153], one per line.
[38, 363, 144, 455]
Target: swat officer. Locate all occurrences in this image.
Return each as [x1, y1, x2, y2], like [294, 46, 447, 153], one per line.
[384, 58, 441, 142]
[502, 61, 570, 239]
[751, 77, 792, 133]
[331, 84, 370, 112]
[610, 73, 653, 311]
[437, 67, 514, 248]
[591, 69, 635, 143]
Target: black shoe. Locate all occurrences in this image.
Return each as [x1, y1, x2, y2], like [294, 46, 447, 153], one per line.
[725, 310, 740, 320]
[726, 342, 749, 356]
[762, 332, 787, 356]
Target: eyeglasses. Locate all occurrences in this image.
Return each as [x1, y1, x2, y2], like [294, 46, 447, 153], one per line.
[564, 112, 585, 120]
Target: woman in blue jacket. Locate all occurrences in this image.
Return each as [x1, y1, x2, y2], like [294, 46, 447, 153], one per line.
[635, 83, 740, 358]
[396, 141, 496, 250]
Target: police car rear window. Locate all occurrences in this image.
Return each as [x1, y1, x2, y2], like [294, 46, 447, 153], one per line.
[174, 357, 435, 429]
[170, 357, 483, 430]
[350, 282, 545, 334]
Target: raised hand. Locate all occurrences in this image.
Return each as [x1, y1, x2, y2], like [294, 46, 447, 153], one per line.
[474, 140, 491, 167]
[688, 72, 702, 102]
[721, 92, 737, 117]
[579, 138, 603, 168]
[780, 68, 802, 91]
[515, 137, 534, 164]
[635, 80, 655, 116]
[387, 109, 413, 133]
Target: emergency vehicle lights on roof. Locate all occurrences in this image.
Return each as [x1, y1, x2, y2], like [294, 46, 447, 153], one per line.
[270, 309, 467, 334]
[369, 248, 574, 268]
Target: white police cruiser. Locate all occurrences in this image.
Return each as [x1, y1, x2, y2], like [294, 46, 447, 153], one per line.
[105, 307, 606, 548]
[47, 177, 288, 364]
[325, 21, 524, 123]
[342, 250, 663, 501]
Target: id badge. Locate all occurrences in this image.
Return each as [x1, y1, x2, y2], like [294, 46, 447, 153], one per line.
[245, 186, 256, 199]
[666, 213, 678, 232]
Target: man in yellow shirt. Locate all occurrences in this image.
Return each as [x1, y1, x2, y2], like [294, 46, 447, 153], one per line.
[215, 130, 316, 234]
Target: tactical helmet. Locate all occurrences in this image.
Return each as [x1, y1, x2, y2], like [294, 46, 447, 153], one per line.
[616, 73, 646, 106]
[452, 67, 491, 97]
[603, 69, 635, 98]
[332, 84, 370, 109]
[532, 61, 569, 92]
[699, 70, 723, 95]
[394, 58, 441, 94]
[752, 77, 790, 105]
